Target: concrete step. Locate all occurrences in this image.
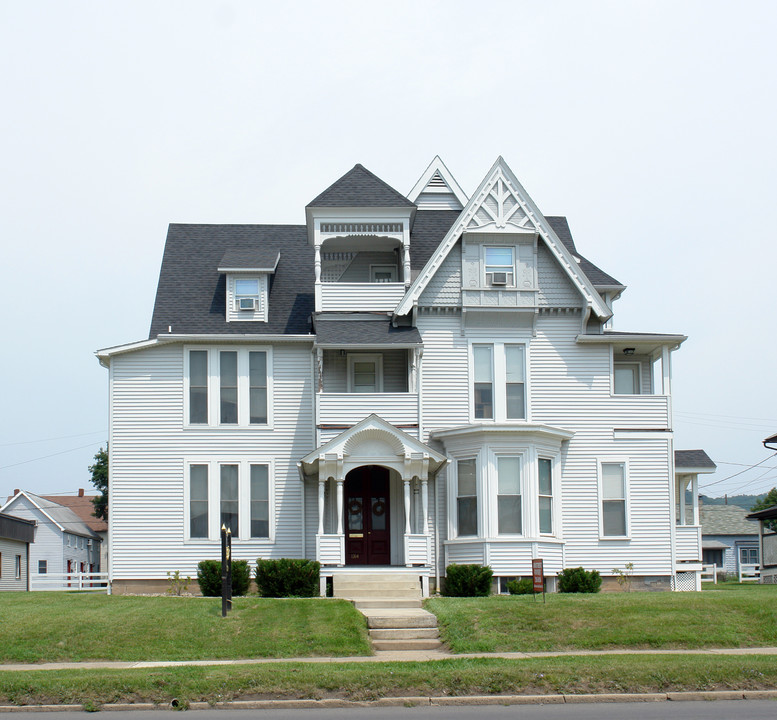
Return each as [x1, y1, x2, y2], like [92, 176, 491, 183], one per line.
[367, 613, 438, 629]
[353, 598, 422, 609]
[333, 574, 422, 599]
[369, 627, 439, 640]
[372, 638, 444, 651]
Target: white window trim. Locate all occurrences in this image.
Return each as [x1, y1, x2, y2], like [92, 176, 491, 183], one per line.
[597, 458, 630, 540]
[489, 450, 525, 538]
[184, 346, 274, 429]
[468, 341, 529, 423]
[482, 245, 516, 287]
[226, 274, 269, 323]
[448, 451, 482, 540]
[347, 353, 384, 393]
[612, 359, 642, 396]
[369, 264, 397, 283]
[537, 455, 556, 537]
[184, 457, 276, 543]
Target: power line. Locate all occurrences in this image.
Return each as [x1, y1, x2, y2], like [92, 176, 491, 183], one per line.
[675, 411, 777, 423]
[0, 431, 106, 448]
[699, 452, 777, 489]
[0, 442, 104, 472]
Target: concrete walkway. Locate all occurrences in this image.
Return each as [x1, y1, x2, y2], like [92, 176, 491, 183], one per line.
[2, 646, 777, 673]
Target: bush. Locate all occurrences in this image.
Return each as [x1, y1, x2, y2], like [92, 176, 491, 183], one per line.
[558, 566, 602, 593]
[196, 559, 252, 597]
[506, 578, 534, 595]
[443, 564, 493, 597]
[255, 558, 320, 597]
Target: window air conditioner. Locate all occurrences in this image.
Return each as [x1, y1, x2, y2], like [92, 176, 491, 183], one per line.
[491, 272, 508, 286]
[238, 297, 256, 311]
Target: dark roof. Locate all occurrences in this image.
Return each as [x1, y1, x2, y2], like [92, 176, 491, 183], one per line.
[149, 224, 315, 338]
[675, 449, 716, 469]
[308, 164, 416, 208]
[764, 433, 777, 445]
[546, 217, 622, 287]
[313, 314, 422, 346]
[0, 512, 35, 544]
[38, 494, 108, 533]
[747, 505, 777, 521]
[409, 210, 462, 272]
[218, 248, 280, 272]
[701, 504, 759, 535]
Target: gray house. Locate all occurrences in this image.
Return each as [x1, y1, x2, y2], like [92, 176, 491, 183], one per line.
[0, 512, 36, 591]
[700, 503, 760, 575]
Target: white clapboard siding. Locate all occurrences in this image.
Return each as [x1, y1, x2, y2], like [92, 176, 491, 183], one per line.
[486, 541, 565, 575]
[320, 283, 406, 312]
[675, 525, 701, 562]
[110, 343, 314, 580]
[0, 538, 27, 591]
[318, 393, 418, 429]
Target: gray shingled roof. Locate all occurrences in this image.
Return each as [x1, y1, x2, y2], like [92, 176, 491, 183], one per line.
[675, 449, 716, 469]
[308, 164, 416, 208]
[700, 504, 759, 536]
[546, 216, 622, 288]
[23, 492, 101, 539]
[313, 314, 422, 346]
[218, 248, 280, 271]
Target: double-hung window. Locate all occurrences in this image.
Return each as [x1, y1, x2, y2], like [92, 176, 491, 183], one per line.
[472, 343, 527, 421]
[234, 278, 260, 311]
[505, 345, 526, 419]
[15, 555, 21, 580]
[497, 456, 522, 534]
[186, 348, 271, 426]
[601, 462, 628, 537]
[38, 560, 47, 574]
[538, 458, 553, 534]
[186, 460, 273, 541]
[473, 346, 494, 419]
[740, 547, 758, 566]
[456, 459, 478, 537]
[484, 247, 515, 286]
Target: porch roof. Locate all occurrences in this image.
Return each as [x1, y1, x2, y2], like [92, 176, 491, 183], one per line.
[313, 313, 422, 347]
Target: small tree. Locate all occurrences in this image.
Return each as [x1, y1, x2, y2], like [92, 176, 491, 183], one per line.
[89, 446, 108, 522]
[751, 487, 777, 532]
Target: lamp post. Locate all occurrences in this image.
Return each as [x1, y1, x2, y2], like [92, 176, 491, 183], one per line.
[221, 524, 232, 617]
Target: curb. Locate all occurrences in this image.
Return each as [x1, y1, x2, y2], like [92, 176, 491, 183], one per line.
[1, 690, 777, 711]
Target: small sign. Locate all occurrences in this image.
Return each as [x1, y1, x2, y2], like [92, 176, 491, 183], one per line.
[532, 558, 544, 594]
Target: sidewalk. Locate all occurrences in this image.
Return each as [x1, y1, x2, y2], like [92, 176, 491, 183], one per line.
[2, 646, 777, 673]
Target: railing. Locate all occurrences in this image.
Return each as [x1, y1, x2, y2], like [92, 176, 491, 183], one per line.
[701, 564, 717, 583]
[319, 282, 406, 312]
[316, 534, 344, 566]
[404, 534, 431, 566]
[674, 525, 701, 562]
[739, 563, 760, 582]
[30, 572, 110, 592]
[318, 392, 418, 429]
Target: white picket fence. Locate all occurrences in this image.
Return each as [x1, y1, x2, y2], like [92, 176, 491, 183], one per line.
[30, 572, 110, 593]
[701, 563, 717, 583]
[738, 563, 760, 583]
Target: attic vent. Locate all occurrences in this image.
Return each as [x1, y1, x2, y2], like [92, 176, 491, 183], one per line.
[428, 172, 446, 188]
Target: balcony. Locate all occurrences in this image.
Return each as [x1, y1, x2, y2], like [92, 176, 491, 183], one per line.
[318, 282, 406, 312]
[318, 392, 418, 434]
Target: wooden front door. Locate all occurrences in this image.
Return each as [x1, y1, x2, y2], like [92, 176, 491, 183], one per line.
[344, 466, 391, 565]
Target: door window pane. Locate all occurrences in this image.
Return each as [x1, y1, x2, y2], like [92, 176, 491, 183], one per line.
[189, 465, 209, 538]
[250, 464, 269, 538]
[220, 464, 239, 535]
[249, 351, 267, 424]
[220, 351, 238, 424]
[189, 351, 208, 423]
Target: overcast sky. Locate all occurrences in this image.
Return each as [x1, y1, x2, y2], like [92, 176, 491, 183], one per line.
[1, 0, 775, 502]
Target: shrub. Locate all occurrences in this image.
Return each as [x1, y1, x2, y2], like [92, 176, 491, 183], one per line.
[557, 566, 602, 593]
[196, 559, 252, 597]
[506, 578, 534, 595]
[443, 564, 493, 597]
[255, 558, 320, 597]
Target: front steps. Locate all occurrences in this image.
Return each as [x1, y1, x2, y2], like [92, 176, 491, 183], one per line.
[333, 572, 422, 599]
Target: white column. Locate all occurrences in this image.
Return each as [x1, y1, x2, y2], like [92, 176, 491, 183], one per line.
[402, 240, 411, 287]
[317, 478, 325, 535]
[692, 475, 699, 525]
[314, 244, 322, 312]
[403, 478, 412, 534]
[679, 477, 686, 526]
[421, 477, 429, 535]
[336, 478, 344, 536]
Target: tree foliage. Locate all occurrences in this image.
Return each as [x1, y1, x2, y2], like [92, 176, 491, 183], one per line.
[89, 446, 108, 521]
[751, 487, 777, 532]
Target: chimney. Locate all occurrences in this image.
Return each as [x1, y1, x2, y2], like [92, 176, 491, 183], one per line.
[78, 488, 84, 497]
[13, 488, 19, 496]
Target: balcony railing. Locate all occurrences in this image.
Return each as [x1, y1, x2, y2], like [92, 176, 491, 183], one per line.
[675, 525, 701, 562]
[319, 282, 406, 312]
[318, 392, 418, 429]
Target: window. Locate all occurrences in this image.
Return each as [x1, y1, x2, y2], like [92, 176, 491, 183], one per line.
[497, 456, 522, 534]
[38, 560, 47, 574]
[234, 278, 260, 310]
[15, 556, 21, 580]
[220, 464, 240, 535]
[740, 547, 759, 565]
[484, 247, 515, 286]
[186, 347, 271, 427]
[189, 465, 209, 538]
[473, 345, 493, 419]
[250, 464, 270, 538]
[456, 459, 478, 536]
[538, 458, 553, 534]
[347, 354, 383, 393]
[505, 345, 526, 419]
[601, 462, 627, 537]
[370, 265, 397, 283]
[614, 362, 640, 395]
[189, 350, 208, 424]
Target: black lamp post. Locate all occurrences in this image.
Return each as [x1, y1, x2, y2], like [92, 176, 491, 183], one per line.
[221, 524, 232, 617]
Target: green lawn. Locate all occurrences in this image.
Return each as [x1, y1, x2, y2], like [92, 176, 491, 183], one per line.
[2, 655, 777, 706]
[426, 584, 777, 653]
[0, 594, 371, 663]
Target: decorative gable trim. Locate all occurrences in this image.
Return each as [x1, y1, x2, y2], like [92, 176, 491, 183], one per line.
[407, 156, 468, 210]
[396, 157, 612, 320]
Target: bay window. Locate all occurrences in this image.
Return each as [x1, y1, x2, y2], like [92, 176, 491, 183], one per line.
[538, 458, 553, 534]
[456, 459, 478, 536]
[497, 456, 522, 534]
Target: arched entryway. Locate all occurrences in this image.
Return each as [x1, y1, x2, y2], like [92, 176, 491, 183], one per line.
[344, 465, 390, 565]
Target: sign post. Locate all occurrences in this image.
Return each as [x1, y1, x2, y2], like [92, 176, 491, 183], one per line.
[532, 558, 545, 603]
[221, 524, 233, 617]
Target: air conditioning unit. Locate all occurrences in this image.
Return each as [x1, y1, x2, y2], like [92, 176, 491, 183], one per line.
[238, 297, 256, 311]
[490, 272, 508, 286]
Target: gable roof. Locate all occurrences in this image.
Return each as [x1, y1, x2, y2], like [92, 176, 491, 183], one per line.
[307, 164, 416, 208]
[700, 504, 759, 536]
[217, 248, 280, 272]
[36, 493, 107, 533]
[675, 449, 717, 471]
[0, 491, 101, 539]
[407, 155, 468, 210]
[395, 157, 613, 319]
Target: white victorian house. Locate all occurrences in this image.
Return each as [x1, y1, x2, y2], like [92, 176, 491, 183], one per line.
[98, 157, 704, 595]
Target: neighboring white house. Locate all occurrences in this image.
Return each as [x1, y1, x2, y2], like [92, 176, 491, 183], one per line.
[97, 156, 703, 594]
[0, 512, 35, 591]
[0, 491, 102, 582]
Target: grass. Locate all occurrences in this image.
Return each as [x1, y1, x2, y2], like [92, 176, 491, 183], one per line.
[1, 655, 777, 706]
[426, 584, 777, 653]
[0, 593, 371, 663]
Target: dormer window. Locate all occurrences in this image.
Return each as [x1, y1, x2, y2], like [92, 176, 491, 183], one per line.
[235, 278, 260, 311]
[484, 247, 515, 287]
[218, 249, 279, 323]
